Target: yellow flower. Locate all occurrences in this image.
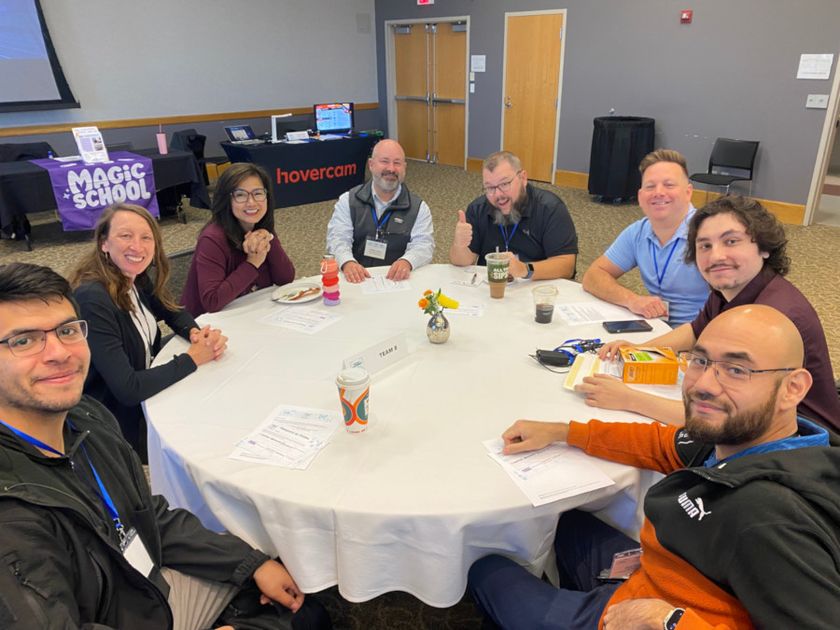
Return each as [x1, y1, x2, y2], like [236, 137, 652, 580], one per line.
[437, 293, 459, 310]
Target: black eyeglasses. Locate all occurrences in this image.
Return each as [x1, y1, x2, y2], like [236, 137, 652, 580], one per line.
[0, 320, 88, 357]
[231, 188, 268, 203]
[482, 171, 522, 196]
[679, 351, 795, 386]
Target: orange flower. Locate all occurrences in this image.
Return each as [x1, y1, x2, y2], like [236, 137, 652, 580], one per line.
[423, 289, 433, 296]
[418, 298, 429, 309]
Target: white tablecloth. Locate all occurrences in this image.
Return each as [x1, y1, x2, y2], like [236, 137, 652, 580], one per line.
[146, 264, 672, 606]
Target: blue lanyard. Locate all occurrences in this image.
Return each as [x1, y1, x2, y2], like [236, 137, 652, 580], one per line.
[498, 222, 519, 251]
[650, 238, 680, 288]
[370, 206, 393, 238]
[0, 419, 127, 545]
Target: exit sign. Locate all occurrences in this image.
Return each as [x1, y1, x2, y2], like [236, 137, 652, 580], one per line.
[417, 0, 434, 5]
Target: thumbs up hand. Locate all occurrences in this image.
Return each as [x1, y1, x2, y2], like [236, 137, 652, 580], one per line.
[454, 210, 473, 248]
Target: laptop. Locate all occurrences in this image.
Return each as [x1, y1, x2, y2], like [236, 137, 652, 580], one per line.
[224, 125, 263, 145]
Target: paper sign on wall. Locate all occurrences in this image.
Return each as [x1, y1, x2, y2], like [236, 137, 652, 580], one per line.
[797, 54, 834, 80]
[470, 55, 486, 72]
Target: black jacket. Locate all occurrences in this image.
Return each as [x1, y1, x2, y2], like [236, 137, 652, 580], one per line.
[0, 397, 269, 629]
[74, 280, 198, 461]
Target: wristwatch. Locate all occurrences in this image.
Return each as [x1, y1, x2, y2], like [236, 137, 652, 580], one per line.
[524, 262, 535, 279]
[663, 607, 685, 630]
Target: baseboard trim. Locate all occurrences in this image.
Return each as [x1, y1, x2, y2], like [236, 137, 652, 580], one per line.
[554, 169, 589, 190]
[690, 190, 805, 225]
[550, 170, 804, 225]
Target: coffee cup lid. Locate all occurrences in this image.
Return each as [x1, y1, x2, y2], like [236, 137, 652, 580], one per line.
[337, 367, 369, 387]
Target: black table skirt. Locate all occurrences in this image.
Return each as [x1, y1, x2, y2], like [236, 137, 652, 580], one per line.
[221, 136, 377, 208]
[0, 148, 210, 234]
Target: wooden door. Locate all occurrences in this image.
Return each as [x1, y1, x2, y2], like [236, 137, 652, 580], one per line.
[431, 22, 466, 167]
[394, 24, 430, 160]
[502, 13, 563, 182]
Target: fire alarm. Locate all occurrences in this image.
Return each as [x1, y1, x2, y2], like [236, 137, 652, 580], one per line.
[680, 9, 693, 24]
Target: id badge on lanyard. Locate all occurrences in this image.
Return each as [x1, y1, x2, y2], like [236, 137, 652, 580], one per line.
[365, 207, 392, 260]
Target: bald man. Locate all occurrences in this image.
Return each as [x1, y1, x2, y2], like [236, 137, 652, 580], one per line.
[326, 139, 435, 283]
[469, 305, 840, 629]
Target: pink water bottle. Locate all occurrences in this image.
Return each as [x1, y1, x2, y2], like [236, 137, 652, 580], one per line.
[321, 254, 340, 306]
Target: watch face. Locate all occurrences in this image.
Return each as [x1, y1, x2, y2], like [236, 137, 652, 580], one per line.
[665, 608, 685, 629]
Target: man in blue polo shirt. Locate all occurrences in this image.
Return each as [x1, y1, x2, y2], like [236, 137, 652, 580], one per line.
[582, 149, 709, 326]
[449, 151, 578, 280]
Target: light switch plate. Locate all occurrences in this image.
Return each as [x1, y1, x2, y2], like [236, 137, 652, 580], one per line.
[806, 94, 829, 109]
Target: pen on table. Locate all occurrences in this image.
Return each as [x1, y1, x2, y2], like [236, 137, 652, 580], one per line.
[471, 273, 477, 285]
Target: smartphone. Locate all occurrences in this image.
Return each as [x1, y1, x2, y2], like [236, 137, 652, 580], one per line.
[602, 320, 653, 334]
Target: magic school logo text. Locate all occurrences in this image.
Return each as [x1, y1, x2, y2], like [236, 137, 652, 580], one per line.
[67, 162, 153, 209]
[276, 163, 357, 185]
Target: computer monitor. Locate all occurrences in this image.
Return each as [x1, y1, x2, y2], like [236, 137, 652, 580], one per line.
[313, 102, 354, 135]
[271, 115, 310, 143]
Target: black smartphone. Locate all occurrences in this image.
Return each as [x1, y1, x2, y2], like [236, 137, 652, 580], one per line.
[602, 320, 653, 334]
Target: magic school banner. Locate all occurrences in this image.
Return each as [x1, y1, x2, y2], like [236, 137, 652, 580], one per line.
[30, 151, 160, 230]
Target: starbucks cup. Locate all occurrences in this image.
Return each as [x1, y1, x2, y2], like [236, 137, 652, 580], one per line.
[336, 367, 370, 433]
[485, 252, 510, 299]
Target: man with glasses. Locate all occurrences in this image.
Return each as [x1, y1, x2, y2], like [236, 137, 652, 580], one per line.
[582, 149, 708, 326]
[326, 139, 434, 283]
[0, 263, 330, 629]
[470, 304, 840, 629]
[449, 150, 578, 280]
[582, 195, 840, 433]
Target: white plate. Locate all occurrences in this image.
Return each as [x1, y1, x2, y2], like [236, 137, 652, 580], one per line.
[272, 282, 322, 304]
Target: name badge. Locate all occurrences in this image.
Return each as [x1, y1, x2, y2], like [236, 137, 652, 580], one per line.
[122, 527, 154, 578]
[364, 238, 388, 260]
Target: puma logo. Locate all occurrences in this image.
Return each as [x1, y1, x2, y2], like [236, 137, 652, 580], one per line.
[677, 492, 712, 521]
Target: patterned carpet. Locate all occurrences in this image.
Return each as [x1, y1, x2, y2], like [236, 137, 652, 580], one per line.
[2, 161, 839, 628]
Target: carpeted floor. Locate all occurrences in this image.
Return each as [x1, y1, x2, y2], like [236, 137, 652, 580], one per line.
[2, 161, 839, 628]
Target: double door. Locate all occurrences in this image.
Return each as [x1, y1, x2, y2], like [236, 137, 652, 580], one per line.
[393, 21, 466, 167]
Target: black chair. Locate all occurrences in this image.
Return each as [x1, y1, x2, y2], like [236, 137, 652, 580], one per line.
[690, 138, 759, 196]
[170, 128, 228, 186]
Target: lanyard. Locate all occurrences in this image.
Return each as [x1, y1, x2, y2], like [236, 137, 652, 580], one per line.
[0, 419, 127, 546]
[370, 206, 393, 239]
[650, 238, 680, 288]
[498, 222, 519, 251]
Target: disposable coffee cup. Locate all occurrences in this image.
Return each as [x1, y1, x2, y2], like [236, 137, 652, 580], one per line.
[532, 285, 558, 324]
[336, 367, 370, 433]
[486, 252, 510, 299]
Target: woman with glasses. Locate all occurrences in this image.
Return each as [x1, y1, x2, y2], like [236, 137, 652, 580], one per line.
[181, 163, 295, 317]
[71, 204, 227, 462]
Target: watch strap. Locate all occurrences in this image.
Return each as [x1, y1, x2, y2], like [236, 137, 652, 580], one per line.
[525, 262, 535, 279]
[663, 607, 685, 630]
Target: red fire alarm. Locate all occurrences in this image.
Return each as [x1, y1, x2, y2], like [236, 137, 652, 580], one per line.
[680, 9, 693, 24]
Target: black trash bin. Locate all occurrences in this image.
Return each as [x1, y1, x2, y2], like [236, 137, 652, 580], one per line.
[588, 116, 655, 202]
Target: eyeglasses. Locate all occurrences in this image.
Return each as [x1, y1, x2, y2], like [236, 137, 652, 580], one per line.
[231, 188, 268, 203]
[0, 320, 88, 357]
[679, 351, 795, 386]
[483, 171, 521, 196]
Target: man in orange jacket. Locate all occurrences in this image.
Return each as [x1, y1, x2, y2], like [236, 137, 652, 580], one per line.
[469, 304, 840, 629]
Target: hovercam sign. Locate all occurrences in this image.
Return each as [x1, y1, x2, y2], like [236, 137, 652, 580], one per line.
[31, 151, 160, 230]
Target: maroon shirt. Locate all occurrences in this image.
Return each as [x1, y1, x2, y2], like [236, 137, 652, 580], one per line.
[181, 222, 295, 317]
[691, 266, 840, 432]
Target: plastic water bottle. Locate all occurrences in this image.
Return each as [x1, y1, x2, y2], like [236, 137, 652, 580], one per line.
[321, 254, 340, 305]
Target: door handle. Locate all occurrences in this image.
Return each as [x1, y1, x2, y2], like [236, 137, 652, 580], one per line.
[504, 96, 512, 109]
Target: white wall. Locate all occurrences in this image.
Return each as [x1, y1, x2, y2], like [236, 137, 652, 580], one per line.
[0, 0, 378, 126]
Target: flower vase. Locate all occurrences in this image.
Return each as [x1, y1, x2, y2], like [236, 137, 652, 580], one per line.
[426, 311, 450, 344]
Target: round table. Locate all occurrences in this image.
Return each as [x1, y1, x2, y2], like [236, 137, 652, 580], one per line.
[146, 264, 671, 606]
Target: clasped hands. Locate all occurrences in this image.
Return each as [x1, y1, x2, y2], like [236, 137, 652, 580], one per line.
[243, 229, 274, 268]
[187, 325, 227, 366]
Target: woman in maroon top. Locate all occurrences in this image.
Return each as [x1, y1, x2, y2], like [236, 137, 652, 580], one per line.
[182, 163, 295, 316]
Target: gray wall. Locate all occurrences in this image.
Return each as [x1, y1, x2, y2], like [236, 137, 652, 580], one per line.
[1, 0, 380, 156]
[374, 0, 840, 204]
